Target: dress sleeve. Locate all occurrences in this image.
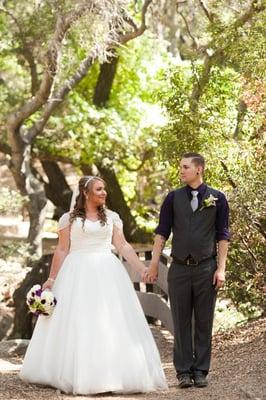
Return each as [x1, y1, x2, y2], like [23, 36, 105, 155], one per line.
[58, 212, 70, 231]
[110, 211, 123, 230]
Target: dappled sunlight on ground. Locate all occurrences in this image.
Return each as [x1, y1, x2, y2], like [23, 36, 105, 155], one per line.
[0, 320, 265, 400]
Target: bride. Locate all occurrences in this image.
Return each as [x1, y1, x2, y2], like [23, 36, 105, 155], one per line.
[20, 175, 168, 395]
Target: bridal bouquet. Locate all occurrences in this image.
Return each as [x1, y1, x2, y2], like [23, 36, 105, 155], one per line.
[26, 284, 57, 316]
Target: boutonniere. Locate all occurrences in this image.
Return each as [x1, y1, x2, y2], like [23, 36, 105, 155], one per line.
[199, 194, 218, 211]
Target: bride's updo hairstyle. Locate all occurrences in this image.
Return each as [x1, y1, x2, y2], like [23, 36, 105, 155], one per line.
[69, 176, 107, 227]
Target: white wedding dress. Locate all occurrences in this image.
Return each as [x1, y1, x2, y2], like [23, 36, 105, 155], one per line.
[20, 210, 168, 395]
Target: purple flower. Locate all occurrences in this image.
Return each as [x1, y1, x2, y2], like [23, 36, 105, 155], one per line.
[26, 285, 57, 316]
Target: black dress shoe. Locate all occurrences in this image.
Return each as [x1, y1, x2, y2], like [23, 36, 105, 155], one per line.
[193, 374, 208, 388]
[178, 374, 193, 388]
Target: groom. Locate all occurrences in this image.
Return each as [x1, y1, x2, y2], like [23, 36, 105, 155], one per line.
[146, 153, 229, 388]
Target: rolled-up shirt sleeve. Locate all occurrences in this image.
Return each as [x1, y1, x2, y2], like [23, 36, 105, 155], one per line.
[154, 191, 174, 240]
[216, 192, 230, 241]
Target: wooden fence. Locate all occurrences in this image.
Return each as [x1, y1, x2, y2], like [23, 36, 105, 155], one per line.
[122, 247, 174, 335]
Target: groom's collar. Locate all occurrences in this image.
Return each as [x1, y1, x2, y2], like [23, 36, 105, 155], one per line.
[186, 183, 207, 197]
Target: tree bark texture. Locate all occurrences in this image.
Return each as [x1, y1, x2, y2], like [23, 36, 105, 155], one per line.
[93, 56, 119, 107]
[41, 160, 72, 217]
[97, 164, 151, 243]
[11, 255, 51, 339]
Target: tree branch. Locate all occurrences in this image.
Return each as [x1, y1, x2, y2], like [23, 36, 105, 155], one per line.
[187, 0, 265, 111]
[181, 0, 266, 59]
[0, 6, 38, 95]
[189, 52, 218, 112]
[7, 16, 65, 135]
[27, 50, 97, 141]
[0, 5, 23, 35]
[198, 0, 214, 23]
[233, 0, 265, 29]
[220, 160, 237, 188]
[121, 9, 138, 31]
[119, 0, 152, 44]
[178, 11, 198, 50]
[233, 100, 247, 140]
[220, 160, 266, 240]
[119, 149, 154, 172]
[7, 4, 96, 136]
[35, 150, 73, 164]
[18, 47, 39, 96]
[240, 235, 258, 263]
[28, 1, 154, 135]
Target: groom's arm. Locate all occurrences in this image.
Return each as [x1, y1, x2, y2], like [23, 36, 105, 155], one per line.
[213, 192, 230, 289]
[213, 240, 229, 289]
[146, 235, 167, 282]
[146, 192, 174, 283]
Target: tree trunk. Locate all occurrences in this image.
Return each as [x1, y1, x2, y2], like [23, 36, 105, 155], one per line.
[233, 100, 247, 140]
[92, 56, 151, 243]
[97, 164, 151, 243]
[7, 132, 48, 256]
[27, 189, 48, 257]
[10, 255, 51, 339]
[93, 56, 119, 107]
[41, 160, 73, 217]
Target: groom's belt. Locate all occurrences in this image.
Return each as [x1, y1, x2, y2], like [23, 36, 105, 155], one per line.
[172, 255, 215, 266]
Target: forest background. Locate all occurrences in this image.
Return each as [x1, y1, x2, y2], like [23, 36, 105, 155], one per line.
[0, 0, 265, 339]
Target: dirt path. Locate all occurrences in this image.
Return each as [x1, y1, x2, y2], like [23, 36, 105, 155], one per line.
[0, 318, 265, 400]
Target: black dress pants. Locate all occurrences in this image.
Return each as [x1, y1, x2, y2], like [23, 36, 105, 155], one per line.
[168, 258, 217, 376]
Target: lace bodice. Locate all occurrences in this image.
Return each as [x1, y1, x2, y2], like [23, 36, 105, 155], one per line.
[58, 209, 123, 253]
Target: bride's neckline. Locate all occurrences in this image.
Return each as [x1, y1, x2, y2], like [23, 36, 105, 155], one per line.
[85, 217, 99, 223]
[75, 215, 101, 222]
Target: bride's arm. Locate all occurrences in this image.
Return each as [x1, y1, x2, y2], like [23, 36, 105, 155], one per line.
[42, 226, 70, 290]
[112, 225, 147, 279]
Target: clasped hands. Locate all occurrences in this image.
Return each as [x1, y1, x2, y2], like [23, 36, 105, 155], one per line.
[141, 264, 158, 284]
[140, 264, 225, 288]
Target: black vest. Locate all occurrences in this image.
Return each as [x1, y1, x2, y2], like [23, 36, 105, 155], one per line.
[171, 185, 218, 261]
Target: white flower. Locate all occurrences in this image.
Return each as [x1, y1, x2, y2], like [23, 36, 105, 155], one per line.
[26, 291, 33, 301]
[26, 285, 57, 316]
[41, 290, 54, 302]
[200, 194, 218, 211]
[26, 284, 41, 300]
[31, 284, 41, 292]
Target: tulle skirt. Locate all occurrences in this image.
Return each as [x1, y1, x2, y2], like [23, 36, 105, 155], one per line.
[19, 250, 168, 394]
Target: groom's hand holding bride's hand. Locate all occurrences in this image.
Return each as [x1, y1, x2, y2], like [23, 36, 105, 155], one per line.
[144, 263, 158, 283]
[139, 267, 148, 282]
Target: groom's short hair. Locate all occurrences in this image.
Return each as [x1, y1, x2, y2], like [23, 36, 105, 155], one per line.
[182, 152, 205, 171]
